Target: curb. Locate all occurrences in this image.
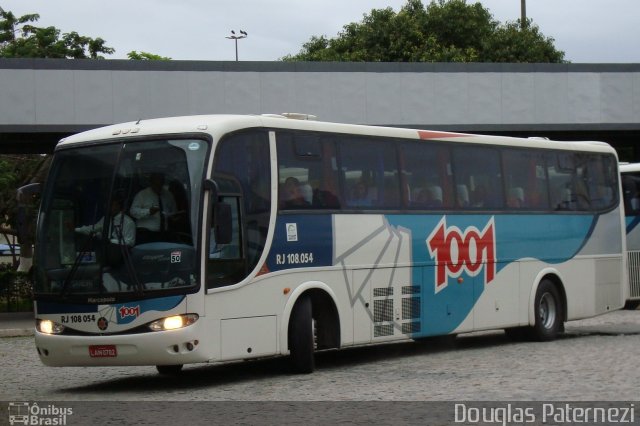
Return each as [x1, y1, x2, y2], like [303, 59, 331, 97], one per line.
[0, 329, 34, 338]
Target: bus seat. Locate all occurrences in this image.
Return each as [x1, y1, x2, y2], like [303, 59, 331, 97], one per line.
[555, 187, 574, 210]
[428, 185, 443, 203]
[457, 184, 469, 207]
[299, 183, 313, 204]
[421, 185, 443, 207]
[412, 187, 424, 203]
[508, 187, 525, 208]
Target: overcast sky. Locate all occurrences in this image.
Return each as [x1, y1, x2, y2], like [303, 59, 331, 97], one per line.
[1, 0, 638, 63]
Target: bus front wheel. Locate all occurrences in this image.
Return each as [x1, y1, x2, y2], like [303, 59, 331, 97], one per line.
[288, 294, 315, 374]
[529, 279, 563, 341]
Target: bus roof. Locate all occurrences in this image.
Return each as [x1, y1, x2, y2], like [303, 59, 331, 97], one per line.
[57, 114, 617, 155]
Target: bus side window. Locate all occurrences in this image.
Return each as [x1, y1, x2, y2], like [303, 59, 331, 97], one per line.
[502, 149, 550, 211]
[208, 130, 271, 289]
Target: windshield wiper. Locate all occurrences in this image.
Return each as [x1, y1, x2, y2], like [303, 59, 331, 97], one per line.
[60, 234, 98, 295]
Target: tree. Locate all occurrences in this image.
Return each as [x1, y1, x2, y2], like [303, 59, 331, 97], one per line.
[282, 0, 565, 63]
[127, 51, 171, 61]
[0, 7, 166, 272]
[0, 154, 49, 270]
[0, 8, 115, 58]
[484, 19, 565, 63]
[0, 7, 173, 59]
[0, 7, 39, 44]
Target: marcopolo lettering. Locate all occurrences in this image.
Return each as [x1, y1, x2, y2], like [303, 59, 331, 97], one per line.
[427, 217, 496, 293]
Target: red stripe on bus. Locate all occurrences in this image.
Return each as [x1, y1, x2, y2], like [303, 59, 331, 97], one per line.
[417, 130, 471, 139]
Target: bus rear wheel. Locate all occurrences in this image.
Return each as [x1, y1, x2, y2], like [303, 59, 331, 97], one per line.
[288, 294, 315, 374]
[528, 279, 563, 341]
[156, 364, 183, 375]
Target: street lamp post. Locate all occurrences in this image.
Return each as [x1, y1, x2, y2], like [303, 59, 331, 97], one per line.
[226, 30, 248, 61]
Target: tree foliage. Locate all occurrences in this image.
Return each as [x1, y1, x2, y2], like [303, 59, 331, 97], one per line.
[0, 8, 114, 58]
[0, 154, 49, 267]
[0, 7, 168, 60]
[127, 50, 171, 61]
[282, 0, 565, 63]
[0, 7, 166, 271]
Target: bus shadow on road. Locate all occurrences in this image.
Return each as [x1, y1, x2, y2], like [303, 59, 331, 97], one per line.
[58, 330, 541, 394]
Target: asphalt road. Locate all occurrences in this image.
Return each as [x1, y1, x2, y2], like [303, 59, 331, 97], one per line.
[1, 310, 639, 402]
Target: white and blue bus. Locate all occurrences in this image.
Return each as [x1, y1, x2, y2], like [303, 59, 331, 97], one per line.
[620, 163, 640, 309]
[33, 114, 626, 374]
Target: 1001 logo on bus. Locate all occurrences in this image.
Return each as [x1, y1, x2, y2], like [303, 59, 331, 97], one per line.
[426, 217, 496, 293]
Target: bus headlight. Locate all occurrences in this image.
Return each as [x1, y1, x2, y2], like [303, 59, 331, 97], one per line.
[148, 314, 199, 331]
[37, 319, 65, 335]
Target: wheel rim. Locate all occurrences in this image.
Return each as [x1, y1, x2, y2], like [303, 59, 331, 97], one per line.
[538, 292, 557, 329]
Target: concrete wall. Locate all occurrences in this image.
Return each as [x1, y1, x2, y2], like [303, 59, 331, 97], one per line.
[0, 59, 639, 133]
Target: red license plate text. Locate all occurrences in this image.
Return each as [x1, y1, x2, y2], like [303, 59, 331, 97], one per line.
[89, 345, 117, 358]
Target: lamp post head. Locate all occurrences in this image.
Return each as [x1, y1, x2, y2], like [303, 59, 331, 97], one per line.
[226, 30, 248, 61]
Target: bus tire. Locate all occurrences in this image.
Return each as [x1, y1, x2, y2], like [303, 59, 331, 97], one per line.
[156, 364, 183, 375]
[288, 294, 315, 374]
[528, 279, 563, 341]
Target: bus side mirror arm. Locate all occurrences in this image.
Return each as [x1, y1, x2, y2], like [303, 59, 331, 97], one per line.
[204, 179, 218, 201]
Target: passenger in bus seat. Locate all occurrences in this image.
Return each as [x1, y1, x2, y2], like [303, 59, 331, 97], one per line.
[507, 187, 525, 208]
[280, 177, 310, 209]
[312, 187, 340, 209]
[416, 186, 443, 208]
[349, 180, 373, 207]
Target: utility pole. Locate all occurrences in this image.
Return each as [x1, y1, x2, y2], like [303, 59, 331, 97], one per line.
[520, 0, 527, 29]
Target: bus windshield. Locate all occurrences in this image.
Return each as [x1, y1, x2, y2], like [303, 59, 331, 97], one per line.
[34, 138, 209, 299]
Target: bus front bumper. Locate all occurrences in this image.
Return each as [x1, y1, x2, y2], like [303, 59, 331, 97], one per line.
[35, 320, 210, 367]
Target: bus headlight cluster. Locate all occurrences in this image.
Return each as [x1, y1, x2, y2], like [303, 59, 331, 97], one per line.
[149, 314, 199, 331]
[37, 319, 65, 335]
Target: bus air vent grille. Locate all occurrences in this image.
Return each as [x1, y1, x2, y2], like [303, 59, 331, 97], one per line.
[373, 287, 393, 297]
[628, 251, 640, 298]
[374, 324, 394, 337]
[402, 286, 420, 295]
[374, 299, 393, 322]
[402, 297, 421, 320]
[402, 322, 421, 334]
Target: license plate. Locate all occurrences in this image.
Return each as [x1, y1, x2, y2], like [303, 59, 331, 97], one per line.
[89, 345, 117, 358]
